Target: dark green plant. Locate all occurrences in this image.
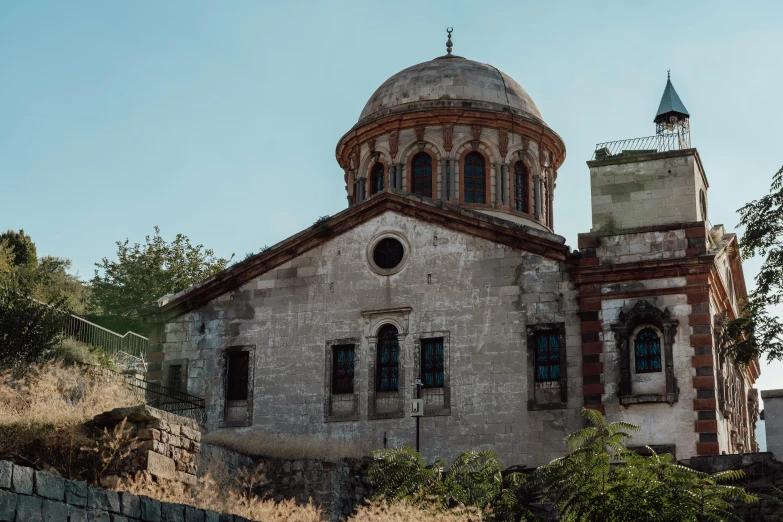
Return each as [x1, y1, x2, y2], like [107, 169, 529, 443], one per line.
[535, 408, 757, 522]
[0, 286, 68, 370]
[368, 446, 533, 521]
[88, 227, 233, 335]
[0, 229, 37, 267]
[725, 165, 783, 365]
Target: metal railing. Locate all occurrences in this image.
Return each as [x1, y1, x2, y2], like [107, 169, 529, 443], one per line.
[61, 313, 149, 361]
[592, 133, 689, 160]
[83, 363, 206, 426]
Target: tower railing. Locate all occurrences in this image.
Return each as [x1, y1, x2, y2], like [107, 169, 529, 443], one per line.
[592, 133, 689, 160]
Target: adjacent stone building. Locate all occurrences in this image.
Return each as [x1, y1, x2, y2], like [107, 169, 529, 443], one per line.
[144, 37, 759, 466]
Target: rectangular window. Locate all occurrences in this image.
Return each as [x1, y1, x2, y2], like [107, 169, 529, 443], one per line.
[332, 344, 355, 394]
[167, 364, 182, 392]
[226, 351, 250, 401]
[421, 337, 445, 388]
[535, 331, 561, 382]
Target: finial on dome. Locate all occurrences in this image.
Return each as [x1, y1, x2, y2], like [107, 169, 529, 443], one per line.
[446, 27, 453, 55]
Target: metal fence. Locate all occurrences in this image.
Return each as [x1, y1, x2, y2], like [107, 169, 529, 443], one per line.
[592, 133, 689, 160]
[62, 314, 149, 360]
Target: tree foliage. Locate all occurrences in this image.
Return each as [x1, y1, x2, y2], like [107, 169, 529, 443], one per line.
[725, 165, 783, 364]
[536, 409, 757, 522]
[369, 447, 533, 521]
[88, 227, 233, 335]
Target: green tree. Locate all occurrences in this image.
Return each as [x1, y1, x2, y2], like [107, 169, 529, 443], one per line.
[725, 165, 783, 365]
[88, 227, 233, 335]
[0, 229, 37, 268]
[368, 447, 533, 521]
[535, 409, 756, 522]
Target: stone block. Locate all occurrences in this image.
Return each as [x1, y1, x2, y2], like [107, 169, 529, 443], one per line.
[180, 426, 201, 442]
[146, 451, 177, 481]
[0, 490, 17, 521]
[203, 511, 220, 522]
[88, 487, 121, 513]
[217, 514, 233, 522]
[161, 502, 185, 522]
[184, 505, 206, 522]
[113, 516, 131, 522]
[11, 465, 33, 495]
[35, 470, 65, 500]
[41, 499, 68, 521]
[139, 495, 162, 522]
[65, 480, 89, 506]
[15, 494, 42, 521]
[87, 512, 111, 521]
[121, 491, 141, 518]
[68, 505, 88, 522]
[0, 461, 11, 489]
[175, 472, 197, 486]
[138, 428, 162, 441]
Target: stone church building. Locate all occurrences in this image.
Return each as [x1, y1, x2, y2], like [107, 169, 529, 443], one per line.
[146, 37, 760, 466]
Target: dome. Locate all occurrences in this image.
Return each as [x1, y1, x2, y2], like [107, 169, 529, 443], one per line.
[357, 55, 544, 125]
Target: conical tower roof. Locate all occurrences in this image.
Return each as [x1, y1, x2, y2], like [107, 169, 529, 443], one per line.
[654, 74, 689, 123]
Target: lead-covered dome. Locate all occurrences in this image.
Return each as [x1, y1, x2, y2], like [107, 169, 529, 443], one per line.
[357, 55, 543, 125]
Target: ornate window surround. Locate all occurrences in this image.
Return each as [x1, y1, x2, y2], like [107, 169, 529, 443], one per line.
[526, 323, 568, 410]
[611, 301, 679, 406]
[362, 308, 411, 420]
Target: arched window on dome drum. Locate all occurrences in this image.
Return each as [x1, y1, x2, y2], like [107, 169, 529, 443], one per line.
[376, 324, 400, 392]
[541, 176, 548, 225]
[411, 152, 432, 198]
[370, 163, 385, 195]
[634, 328, 662, 373]
[513, 161, 528, 212]
[463, 152, 485, 204]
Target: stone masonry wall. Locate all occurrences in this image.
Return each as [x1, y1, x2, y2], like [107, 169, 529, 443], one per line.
[157, 211, 584, 468]
[93, 405, 202, 490]
[0, 460, 245, 522]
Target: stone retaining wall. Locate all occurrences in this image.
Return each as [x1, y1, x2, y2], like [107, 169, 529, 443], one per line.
[0, 460, 246, 522]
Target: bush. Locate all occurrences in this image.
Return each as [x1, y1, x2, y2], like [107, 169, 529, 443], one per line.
[0, 287, 68, 370]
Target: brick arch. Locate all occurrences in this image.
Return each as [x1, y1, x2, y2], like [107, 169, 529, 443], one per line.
[450, 135, 502, 164]
[456, 146, 492, 205]
[404, 144, 440, 198]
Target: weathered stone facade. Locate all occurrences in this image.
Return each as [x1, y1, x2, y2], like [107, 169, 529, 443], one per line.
[145, 47, 758, 466]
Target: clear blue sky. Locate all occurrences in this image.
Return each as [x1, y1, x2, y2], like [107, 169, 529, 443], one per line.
[1, 1, 781, 392]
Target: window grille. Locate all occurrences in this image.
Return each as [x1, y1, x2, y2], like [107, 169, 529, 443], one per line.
[635, 328, 662, 373]
[411, 152, 432, 198]
[376, 324, 399, 392]
[371, 163, 385, 195]
[167, 364, 182, 392]
[226, 351, 250, 401]
[421, 337, 444, 388]
[332, 344, 355, 394]
[513, 161, 527, 212]
[463, 152, 485, 203]
[535, 331, 561, 382]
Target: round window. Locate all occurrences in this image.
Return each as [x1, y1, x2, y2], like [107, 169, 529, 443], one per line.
[373, 237, 405, 270]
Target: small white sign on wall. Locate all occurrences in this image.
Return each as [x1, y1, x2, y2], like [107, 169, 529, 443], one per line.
[411, 399, 424, 417]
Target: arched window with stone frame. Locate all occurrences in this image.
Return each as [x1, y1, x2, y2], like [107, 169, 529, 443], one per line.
[410, 152, 433, 198]
[375, 324, 400, 392]
[370, 162, 385, 195]
[513, 161, 528, 213]
[611, 300, 679, 405]
[463, 151, 486, 204]
[541, 173, 548, 225]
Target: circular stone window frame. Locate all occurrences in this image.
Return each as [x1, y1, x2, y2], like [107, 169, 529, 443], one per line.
[367, 231, 410, 276]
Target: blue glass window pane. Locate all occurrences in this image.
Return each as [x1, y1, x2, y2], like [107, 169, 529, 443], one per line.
[634, 328, 662, 374]
[377, 325, 400, 391]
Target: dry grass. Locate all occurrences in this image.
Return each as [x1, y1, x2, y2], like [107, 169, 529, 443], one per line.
[349, 500, 488, 521]
[0, 361, 137, 427]
[202, 428, 367, 461]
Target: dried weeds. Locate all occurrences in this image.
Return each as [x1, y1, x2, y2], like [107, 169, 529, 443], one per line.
[202, 428, 367, 461]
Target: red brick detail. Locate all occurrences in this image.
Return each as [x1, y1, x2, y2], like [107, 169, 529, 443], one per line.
[585, 404, 606, 415]
[693, 399, 717, 411]
[686, 289, 710, 304]
[686, 247, 706, 257]
[690, 334, 713, 347]
[147, 351, 165, 363]
[691, 355, 714, 368]
[580, 321, 603, 333]
[696, 420, 718, 433]
[579, 300, 602, 311]
[583, 384, 605, 395]
[692, 376, 715, 389]
[578, 236, 600, 249]
[689, 314, 711, 325]
[687, 274, 710, 285]
[696, 442, 720, 455]
[582, 363, 604, 375]
[582, 342, 604, 354]
[579, 257, 600, 267]
[686, 225, 707, 238]
[580, 284, 601, 296]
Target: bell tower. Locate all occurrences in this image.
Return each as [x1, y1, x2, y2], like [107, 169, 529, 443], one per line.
[654, 71, 691, 149]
